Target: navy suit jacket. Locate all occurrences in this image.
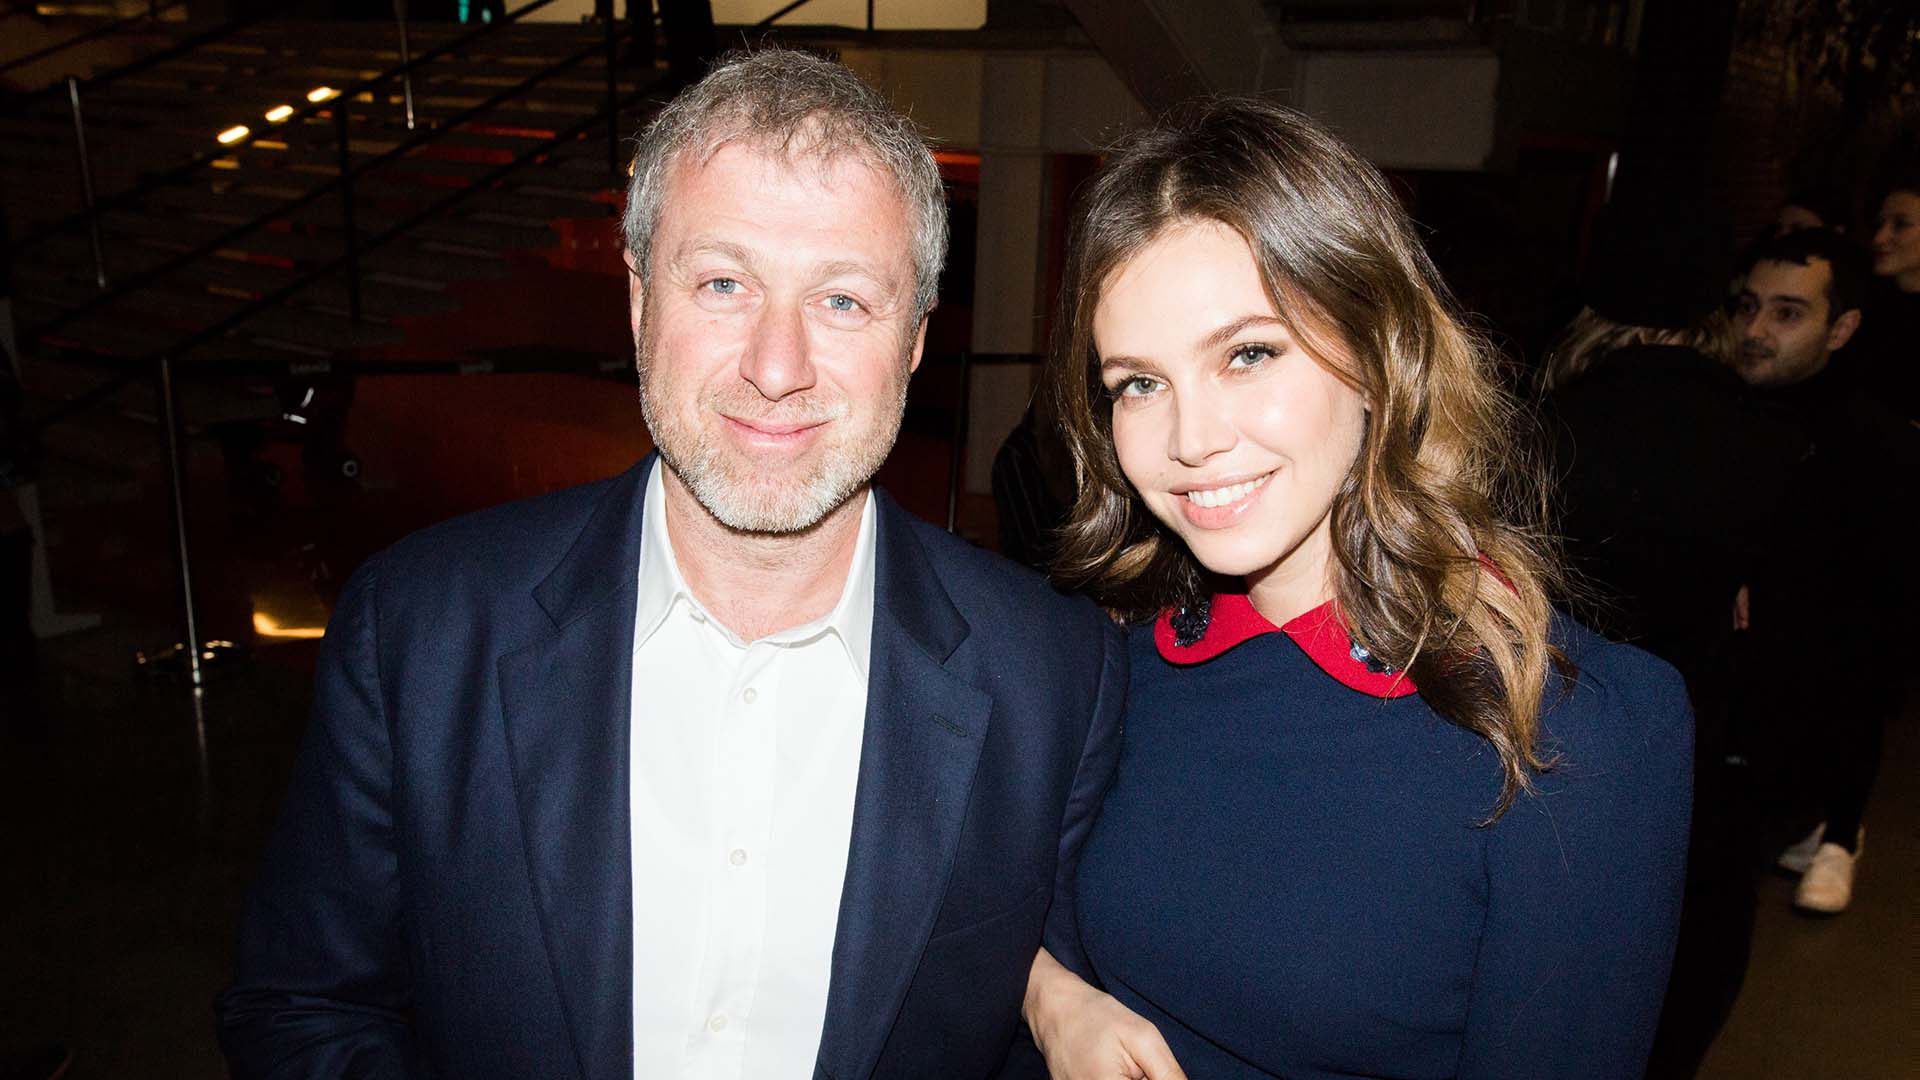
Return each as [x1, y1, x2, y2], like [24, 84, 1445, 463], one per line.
[216, 457, 1125, 1079]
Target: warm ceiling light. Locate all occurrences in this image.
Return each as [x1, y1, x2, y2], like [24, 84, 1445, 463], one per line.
[264, 104, 294, 122]
[307, 86, 339, 103]
[216, 125, 250, 145]
[253, 612, 326, 640]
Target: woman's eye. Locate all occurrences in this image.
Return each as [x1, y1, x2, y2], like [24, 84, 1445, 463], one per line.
[1227, 344, 1278, 368]
[1107, 375, 1160, 398]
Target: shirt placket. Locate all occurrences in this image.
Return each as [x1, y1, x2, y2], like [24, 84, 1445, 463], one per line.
[688, 637, 780, 1079]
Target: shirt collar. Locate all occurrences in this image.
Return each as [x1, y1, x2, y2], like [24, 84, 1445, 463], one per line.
[1153, 592, 1418, 698]
[634, 458, 877, 679]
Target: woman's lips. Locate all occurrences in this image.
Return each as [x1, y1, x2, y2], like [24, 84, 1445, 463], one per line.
[1177, 471, 1272, 528]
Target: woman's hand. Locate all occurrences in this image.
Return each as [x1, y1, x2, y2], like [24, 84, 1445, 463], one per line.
[1023, 948, 1187, 1080]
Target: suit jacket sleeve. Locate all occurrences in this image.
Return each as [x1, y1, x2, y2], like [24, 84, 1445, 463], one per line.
[215, 554, 421, 1078]
[1040, 616, 1128, 979]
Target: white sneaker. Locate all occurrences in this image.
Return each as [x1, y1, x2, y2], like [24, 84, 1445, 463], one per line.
[1793, 842, 1859, 914]
[1777, 823, 1864, 875]
[1777, 824, 1825, 875]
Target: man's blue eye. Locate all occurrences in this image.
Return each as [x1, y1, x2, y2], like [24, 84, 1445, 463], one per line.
[707, 278, 738, 294]
[826, 295, 858, 312]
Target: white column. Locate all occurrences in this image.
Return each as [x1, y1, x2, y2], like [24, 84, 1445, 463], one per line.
[964, 53, 1049, 495]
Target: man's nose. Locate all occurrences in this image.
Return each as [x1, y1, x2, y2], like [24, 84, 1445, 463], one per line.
[739, 302, 816, 401]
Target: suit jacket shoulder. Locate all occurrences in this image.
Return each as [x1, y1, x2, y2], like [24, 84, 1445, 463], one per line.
[889, 502, 1120, 657]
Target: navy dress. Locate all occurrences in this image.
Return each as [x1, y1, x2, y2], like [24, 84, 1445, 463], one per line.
[1077, 595, 1692, 1079]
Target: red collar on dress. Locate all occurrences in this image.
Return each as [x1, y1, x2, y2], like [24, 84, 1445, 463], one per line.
[1153, 593, 1419, 698]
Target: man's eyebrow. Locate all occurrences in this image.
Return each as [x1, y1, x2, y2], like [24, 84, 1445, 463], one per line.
[813, 259, 901, 294]
[670, 237, 760, 271]
[1767, 294, 1813, 308]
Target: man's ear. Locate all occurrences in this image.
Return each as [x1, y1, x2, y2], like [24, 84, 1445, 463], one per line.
[907, 315, 929, 375]
[624, 249, 645, 344]
[1827, 307, 1862, 353]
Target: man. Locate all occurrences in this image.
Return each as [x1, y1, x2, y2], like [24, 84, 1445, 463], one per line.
[1731, 229, 1862, 388]
[1541, 201, 1799, 1080]
[216, 49, 1124, 1079]
[1728, 228, 1888, 918]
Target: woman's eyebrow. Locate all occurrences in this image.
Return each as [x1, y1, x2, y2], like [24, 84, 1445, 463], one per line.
[1196, 313, 1287, 351]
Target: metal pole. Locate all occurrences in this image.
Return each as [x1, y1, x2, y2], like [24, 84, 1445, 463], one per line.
[157, 354, 205, 688]
[394, 0, 417, 131]
[335, 105, 362, 323]
[66, 76, 109, 291]
[944, 353, 970, 534]
[604, 6, 619, 182]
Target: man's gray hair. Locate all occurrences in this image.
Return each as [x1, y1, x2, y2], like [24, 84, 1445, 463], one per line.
[622, 48, 949, 322]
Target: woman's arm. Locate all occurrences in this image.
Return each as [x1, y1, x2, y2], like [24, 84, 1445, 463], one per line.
[1457, 647, 1694, 1079]
[1022, 949, 1187, 1080]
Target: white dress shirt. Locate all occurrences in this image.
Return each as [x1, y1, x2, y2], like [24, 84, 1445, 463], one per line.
[629, 460, 874, 1080]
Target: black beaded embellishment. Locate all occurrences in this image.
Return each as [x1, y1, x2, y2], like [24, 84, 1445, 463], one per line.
[1169, 597, 1213, 647]
[1349, 639, 1394, 674]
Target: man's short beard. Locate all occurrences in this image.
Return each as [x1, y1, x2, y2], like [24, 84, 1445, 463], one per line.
[636, 324, 912, 535]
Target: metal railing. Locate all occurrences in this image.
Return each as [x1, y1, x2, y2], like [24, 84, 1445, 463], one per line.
[9, 0, 611, 274]
[8, 3, 656, 686]
[144, 85, 655, 686]
[22, 14, 637, 344]
[0, 0, 192, 79]
[754, 0, 877, 31]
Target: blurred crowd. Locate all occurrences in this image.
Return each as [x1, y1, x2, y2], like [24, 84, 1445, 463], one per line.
[1535, 179, 1917, 1077]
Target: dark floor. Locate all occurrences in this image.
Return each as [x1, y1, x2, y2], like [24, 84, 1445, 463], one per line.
[1, 397, 1913, 1079]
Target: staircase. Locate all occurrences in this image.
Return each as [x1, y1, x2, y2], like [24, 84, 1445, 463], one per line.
[2, 11, 661, 485]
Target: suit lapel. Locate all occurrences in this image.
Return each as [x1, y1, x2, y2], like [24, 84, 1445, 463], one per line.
[498, 459, 651, 1080]
[817, 492, 993, 1080]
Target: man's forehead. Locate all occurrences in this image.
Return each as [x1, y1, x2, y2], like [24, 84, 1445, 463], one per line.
[670, 129, 896, 199]
[1749, 257, 1831, 297]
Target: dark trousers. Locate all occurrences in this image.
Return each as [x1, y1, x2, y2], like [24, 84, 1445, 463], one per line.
[1741, 591, 1890, 850]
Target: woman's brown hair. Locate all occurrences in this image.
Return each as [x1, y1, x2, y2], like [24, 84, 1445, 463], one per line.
[1044, 98, 1569, 819]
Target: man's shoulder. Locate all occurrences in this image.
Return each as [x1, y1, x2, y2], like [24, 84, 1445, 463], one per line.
[373, 469, 629, 590]
[888, 504, 1112, 636]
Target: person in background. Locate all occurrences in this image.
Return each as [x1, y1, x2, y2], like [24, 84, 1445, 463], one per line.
[1773, 186, 1849, 235]
[1852, 175, 1920, 669]
[1018, 98, 1692, 1080]
[1730, 227, 1902, 918]
[1544, 208, 1838, 1077]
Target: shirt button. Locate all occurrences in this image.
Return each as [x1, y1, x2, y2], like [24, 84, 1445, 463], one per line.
[689, 609, 706, 624]
[741, 687, 758, 704]
[728, 848, 748, 867]
[708, 1014, 728, 1032]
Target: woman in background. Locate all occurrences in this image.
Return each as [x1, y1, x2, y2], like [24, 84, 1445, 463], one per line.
[1019, 99, 1693, 1080]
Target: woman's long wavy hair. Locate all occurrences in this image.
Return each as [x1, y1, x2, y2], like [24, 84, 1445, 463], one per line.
[1044, 98, 1569, 819]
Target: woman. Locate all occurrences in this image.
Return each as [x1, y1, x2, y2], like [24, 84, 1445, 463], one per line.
[1020, 99, 1692, 1079]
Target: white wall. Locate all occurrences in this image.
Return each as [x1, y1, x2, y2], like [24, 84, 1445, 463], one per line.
[1292, 50, 1501, 171]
